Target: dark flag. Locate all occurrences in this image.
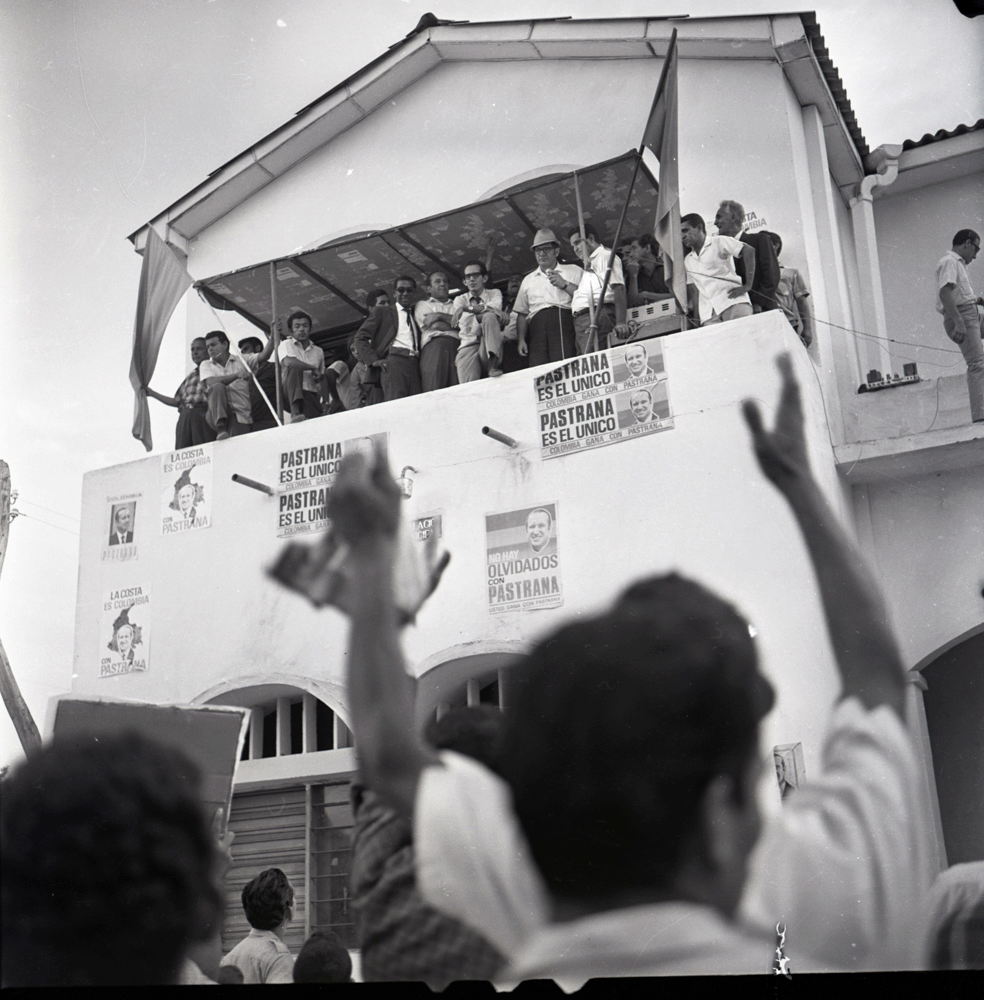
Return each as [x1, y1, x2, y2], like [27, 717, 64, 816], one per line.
[639, 29, 687, 316]
[129, 227, 194, 451]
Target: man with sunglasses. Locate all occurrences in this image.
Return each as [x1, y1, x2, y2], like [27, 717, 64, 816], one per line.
[353, 276, 423, 402]
[452, 261, 506, 381]
[513, 230, 583, 367]
[937, 229, 984, 423]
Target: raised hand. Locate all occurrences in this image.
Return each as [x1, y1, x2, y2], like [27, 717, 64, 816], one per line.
[328, 444, 402, 550]
[741, 354, 810, 489]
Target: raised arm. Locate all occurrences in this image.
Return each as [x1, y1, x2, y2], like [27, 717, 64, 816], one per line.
[327, 448, 438, 815]
[742, 355, 904, 716]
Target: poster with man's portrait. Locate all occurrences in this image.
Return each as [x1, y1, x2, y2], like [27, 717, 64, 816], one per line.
[161, 448, 213, 535]
[773, 742, 806, 802]
[100, 583, 151, 678]
[102, 494, 141, 562]
[485, 502, 562, 614]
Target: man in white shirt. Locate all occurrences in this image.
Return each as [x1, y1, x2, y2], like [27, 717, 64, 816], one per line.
[415, 271, 459, 392]
[936, 228, 984, 423]
[513, 229, 583, 367]
[566, 225, 630, 354]
[279, 310, 327, 422]
[452, 261, 505, 381]
[199, 329, 273, 439]
[681, 213, 754, 326]
[322, 354, 929, 986]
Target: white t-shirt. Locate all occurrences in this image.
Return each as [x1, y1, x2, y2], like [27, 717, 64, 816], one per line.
[570, 244, 624, 314]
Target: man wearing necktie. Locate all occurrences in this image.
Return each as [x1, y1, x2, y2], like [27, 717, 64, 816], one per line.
[353, 276, 423, 402]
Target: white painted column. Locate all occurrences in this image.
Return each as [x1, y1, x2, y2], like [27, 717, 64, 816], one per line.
[848, 146, 902, 379]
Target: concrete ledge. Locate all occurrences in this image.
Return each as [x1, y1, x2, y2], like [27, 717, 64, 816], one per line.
[233, 747, 357, 792]
[835, 421, 984, 483]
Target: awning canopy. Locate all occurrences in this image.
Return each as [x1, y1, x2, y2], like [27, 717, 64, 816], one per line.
[195, 151, 659, 338]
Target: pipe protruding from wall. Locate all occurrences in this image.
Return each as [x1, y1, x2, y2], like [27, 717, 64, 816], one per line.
[482, 426, 518, 448]
[231, 474, 275, 496]
[397, 466, 418, 498]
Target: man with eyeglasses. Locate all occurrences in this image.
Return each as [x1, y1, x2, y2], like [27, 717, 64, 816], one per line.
[353, 276, 423, 402]
[937, 229, 984, 423]
[452, 261, 506, 381]
[513, 229, 584, 367]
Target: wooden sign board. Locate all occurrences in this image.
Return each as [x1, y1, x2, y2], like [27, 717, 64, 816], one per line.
[50, 696, 249, 829]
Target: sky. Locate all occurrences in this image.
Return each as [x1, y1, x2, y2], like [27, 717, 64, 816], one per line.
[1, 0, 982, 768]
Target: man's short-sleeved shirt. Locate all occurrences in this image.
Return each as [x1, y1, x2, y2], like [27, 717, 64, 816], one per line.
[776, 267, 809, 334]
[570, 244, 623, 313]
[174, 368, 208, 409]
[512, 263, 584, 319]
[936, 250, 976, 314]
[199, 354, 255, 424]
[328, 359, 364, 411]
[220, 929, 295, 984]
[415, 697, 931, 983]
[279, 339, 325, 393]
[685, 234, 751, 321]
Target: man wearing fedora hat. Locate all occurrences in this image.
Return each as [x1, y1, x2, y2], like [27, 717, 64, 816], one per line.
[513, 229, 584, 367]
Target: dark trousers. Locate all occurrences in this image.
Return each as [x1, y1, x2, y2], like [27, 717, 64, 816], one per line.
[382, 353, 422, 401]
[282, 367, 324, 418]
[528, 307, 576, 368]
[420, 336, 459, 392]
[175, 406, 216, 450]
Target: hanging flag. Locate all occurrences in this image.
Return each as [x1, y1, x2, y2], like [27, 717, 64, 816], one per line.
[129, 228, 194, 451]
[639, 29, 687, 317]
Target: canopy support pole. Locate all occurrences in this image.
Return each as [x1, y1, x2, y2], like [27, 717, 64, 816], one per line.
[270, 262, 284, 422]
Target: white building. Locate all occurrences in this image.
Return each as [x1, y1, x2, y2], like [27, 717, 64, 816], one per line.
[70, 13, 984, 958]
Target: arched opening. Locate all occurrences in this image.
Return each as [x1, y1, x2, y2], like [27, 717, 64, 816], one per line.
[922, 631, 984, 864]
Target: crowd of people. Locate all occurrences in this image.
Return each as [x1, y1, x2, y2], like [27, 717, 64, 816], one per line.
[146, 203, 815, 450]
[6, 356, 981, 985]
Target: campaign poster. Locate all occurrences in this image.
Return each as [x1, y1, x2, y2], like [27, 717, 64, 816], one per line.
[160, 446, 213, 534]
[486, 503, 563, 614]
[534, 337, 674, 460]
[276, 431, 388, 539]
[100, 583, 151, 678]
[102, 494, 141, 563]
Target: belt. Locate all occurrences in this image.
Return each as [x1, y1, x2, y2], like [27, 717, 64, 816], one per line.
[573, 304, 613, 319]
[387, 346, 418, 358]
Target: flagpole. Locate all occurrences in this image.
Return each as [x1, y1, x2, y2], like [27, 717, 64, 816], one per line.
[269, 262, 284, 421]
[572, 171, 598, 354]
[596, 28, 679, 326]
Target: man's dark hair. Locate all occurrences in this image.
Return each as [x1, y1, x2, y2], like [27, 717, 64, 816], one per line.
[394, 275, 417, 291]
[287, 310, 313, 330]
[424, 704, 504, 774]
[500, 574, 773, 906]
[569, 224, 600, 243]
[631, 233, 660, 256]
[241, 868, 294, 930]
[681, 213, 705, 232]
[463, 260, 488, 278]
[366, 288, 389, 309]
[765, 231, 783, 257]
[0, 732, 220, 987]
[293, 929, 353, 983]
[238, 337, 264, 353]
[205, 330, 229, 347]
[216, 964, 245, 984]
[953, 229, 980, 248]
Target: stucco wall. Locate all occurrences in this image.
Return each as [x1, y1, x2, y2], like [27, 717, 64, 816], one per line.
[77, 316, 848, 813]
[855, 464, 984, 670]
[875, 170, 984, 381]
[185, 57, 823, 307]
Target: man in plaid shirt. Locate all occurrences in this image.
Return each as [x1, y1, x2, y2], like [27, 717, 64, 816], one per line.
[349, 706, 505, 988]
[146, 338, 216, 449]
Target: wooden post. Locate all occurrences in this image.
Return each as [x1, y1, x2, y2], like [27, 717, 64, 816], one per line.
[270, 261, 284, 421]
[0, 461, 43, 758]
[572, 171, 598, 353]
